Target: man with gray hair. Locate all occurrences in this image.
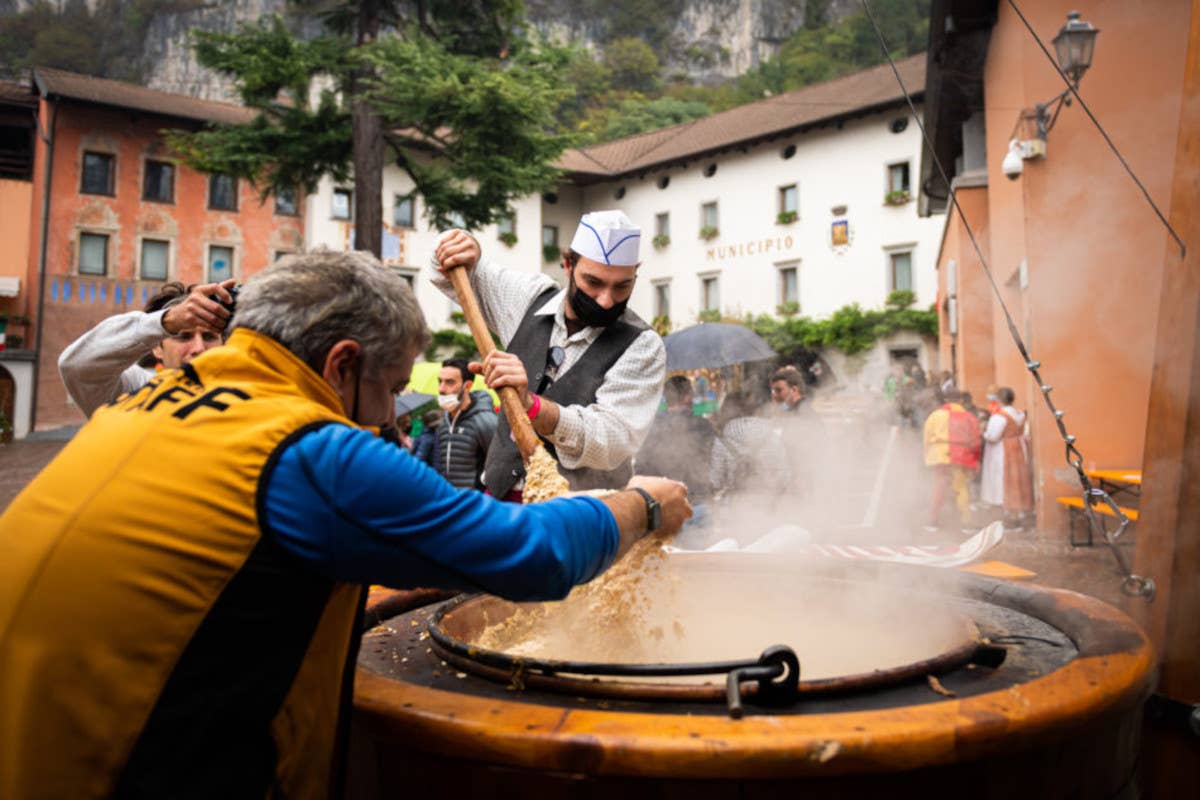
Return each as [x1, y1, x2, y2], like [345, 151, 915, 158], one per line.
[0, 250, 690, 799]
[58, 278, 238, 416]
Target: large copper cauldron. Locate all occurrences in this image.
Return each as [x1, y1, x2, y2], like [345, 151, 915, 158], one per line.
[349, 560, 1153, 799]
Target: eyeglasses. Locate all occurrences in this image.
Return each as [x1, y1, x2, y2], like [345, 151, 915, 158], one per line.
[536, 346, 565, 395]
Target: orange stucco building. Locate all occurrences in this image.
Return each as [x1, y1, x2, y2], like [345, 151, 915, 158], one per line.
[923, 0, 1190, 534]
[0, 82, 37, 440]
[21, 68, 305, 429]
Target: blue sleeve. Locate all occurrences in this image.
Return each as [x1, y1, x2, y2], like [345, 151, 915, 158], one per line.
[261, 424, 619, 601]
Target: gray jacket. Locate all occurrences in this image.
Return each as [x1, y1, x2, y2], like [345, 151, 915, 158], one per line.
[58, 310, 164, 417]
[433, 390, 498, 490]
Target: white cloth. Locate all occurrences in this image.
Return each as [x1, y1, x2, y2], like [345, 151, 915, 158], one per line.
[665, 522, 1006, 568]
[980, 406, 1025, 506]
[569, 210, 641, 266]
[428, 243, 665, 471]
[57, 309, 164, 417]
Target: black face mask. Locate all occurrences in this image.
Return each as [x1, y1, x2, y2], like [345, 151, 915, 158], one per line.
[567, 271, 628, 328]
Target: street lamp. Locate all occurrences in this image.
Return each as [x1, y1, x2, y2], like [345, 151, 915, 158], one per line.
[1003, 11, 1100, 177]
[1052, 11, 1099, 87]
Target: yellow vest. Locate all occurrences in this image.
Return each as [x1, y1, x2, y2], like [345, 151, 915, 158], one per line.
[0, 329, 362, 799]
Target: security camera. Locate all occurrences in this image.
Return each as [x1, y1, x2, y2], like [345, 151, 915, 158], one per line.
[1002, 139, 1024, 181]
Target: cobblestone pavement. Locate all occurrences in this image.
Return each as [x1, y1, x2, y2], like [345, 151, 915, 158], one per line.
[0, 437, 70, 510]
[0, 419, 1144, 617]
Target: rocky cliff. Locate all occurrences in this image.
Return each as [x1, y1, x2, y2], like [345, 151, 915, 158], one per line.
[139, 0, 838, 101]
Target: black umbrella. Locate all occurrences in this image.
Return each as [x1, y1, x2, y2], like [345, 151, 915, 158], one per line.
[663, 323, 777, 372]
[394, 392, 434, 417]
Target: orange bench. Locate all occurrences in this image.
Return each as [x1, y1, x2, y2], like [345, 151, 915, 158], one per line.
[1056, 495, 1138, 547]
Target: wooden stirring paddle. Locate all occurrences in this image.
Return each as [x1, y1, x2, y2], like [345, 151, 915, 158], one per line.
[444, 266, 541, 462]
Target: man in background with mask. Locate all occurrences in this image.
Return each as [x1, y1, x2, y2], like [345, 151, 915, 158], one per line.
[431, 356, 498, 489]
[431, 210, 666, 501]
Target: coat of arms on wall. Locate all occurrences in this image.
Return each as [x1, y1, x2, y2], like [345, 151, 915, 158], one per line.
[830, 219, 854, 254]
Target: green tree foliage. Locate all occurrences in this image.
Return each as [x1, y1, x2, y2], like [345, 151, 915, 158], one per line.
[166, 18, 353, 198]
[425, 329, 479, 361]
[364, 32, 576, 229]
[600, 96, 710, 140]
[602, 37, 661, 94]
[167, 3, 576, 253]
[747, 300, 937, 359]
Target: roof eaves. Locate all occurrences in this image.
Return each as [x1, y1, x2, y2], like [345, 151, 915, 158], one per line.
[32, 67, 255, 126]
[573, 55, 926, 175]
[608, 92, 924, 178]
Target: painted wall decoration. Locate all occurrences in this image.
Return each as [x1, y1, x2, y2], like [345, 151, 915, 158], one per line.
[830, 219, 855, 254]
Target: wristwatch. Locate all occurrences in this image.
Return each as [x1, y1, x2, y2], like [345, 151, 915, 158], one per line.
[630, 487, 662, 532]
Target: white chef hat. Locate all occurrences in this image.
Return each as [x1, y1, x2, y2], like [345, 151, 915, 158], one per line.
[569, 210, 641, 267]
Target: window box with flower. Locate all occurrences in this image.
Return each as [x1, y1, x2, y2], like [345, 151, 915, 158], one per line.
[884, 190, 911, 206]
[699, 226, 719, 241]
[776, 210, 798, 225]
[652, 233, 670, 250]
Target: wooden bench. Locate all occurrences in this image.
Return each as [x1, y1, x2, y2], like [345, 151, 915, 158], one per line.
[1056, 495, 1138, 547]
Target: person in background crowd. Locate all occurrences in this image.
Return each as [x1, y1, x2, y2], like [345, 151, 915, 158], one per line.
[959, 391, 987, 505]
[710, 391, 790, 498]
[883, 364, 901, 403]
[985, 384, 1001, 416]
[635, 375, 715, 502]
[432, 357, 498, 490]
[939, 370, 955, 396]
[395, 413, 415, 451]
[960, 392, 988, 428]
[923, 389, 982, 532]
[58, 279, 237, 417]
[894, 364, 917, 427]
[980, 386, 1035, 530]
[913, 369, 942, 428]
[0, 250, 691, 799]
[807, 359, 824, 389]
[909, 362, 927, 388]
[769, 367, 807, 414]
[412, 409, 442, 465]
[430, 210, 665, 501]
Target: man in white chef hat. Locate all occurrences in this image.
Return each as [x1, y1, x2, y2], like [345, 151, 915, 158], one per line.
[431, 210, 667, 504]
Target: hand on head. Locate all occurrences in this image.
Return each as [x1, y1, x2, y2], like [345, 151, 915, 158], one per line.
[434, 230, 481, 274]
[162, 279, 237, 336]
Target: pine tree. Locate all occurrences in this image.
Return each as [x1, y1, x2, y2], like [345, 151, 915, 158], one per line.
[167, 1, 574, 257]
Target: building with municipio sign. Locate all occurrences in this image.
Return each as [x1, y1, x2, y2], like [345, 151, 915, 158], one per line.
[306, 55, 946, 392]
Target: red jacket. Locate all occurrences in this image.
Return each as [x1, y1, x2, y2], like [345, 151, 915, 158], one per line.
[946, 403, 982, 469]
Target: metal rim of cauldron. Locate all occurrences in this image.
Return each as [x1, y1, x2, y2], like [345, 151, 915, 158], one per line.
[425, 591, 990, 702]
[354, 572, 1156, 781]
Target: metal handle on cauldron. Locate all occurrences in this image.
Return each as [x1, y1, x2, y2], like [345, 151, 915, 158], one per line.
[725, 645, 801, 720]
[444, 265, 541, 461]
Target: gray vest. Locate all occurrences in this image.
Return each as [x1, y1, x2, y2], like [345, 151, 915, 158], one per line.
[483, 287, 649, 499]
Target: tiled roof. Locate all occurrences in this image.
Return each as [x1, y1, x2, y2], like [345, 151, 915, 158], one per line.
[33, 67, 256, 125]
[558, 54, 925, 177]
[0, 80, 37, 107]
